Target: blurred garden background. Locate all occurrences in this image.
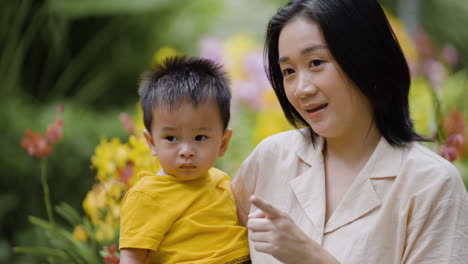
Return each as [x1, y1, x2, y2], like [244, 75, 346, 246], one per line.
[1, 0, 467, 263]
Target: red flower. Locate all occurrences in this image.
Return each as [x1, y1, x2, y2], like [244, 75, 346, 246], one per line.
[21, 105, 64, 159]
[45, 117, 63, 144]
[118, 161, 135, 187]
[415, 29, 436, 58]
[21, 130, 52, 159]
[437, 109, 467, 162]
[444, 110, 466, 136]
[103, 244, 120, 264]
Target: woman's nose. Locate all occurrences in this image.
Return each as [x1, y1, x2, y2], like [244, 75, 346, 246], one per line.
[179, 143, 195, 158]
[295, 72, 317, 98]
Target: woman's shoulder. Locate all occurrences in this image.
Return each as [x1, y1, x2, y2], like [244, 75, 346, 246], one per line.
[401, 142, 466, 199]
[256, 128, 312, 152]
[405, 142, 460, 178]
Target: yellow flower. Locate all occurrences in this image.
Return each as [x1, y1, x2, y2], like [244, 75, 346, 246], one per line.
[153, 46, 180, 65]
[409, 78, 436, 136]
[128, 135, 160, 185]
[72, 225, 88, 242]
[253, 90, 292, 144]
[385, 10, 418, 62]
[82, 184, 105, 225]
[223, 34, 256, 81]
[84, 100, 163, 243]
[94, 208, 120, 242]
[134, 102, 145, 136]
[91, 137, 131, 182]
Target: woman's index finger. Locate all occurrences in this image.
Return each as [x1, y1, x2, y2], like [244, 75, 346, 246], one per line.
[250, 195, 281, 219]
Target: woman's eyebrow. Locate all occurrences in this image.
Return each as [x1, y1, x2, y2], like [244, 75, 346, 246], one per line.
[278, 44, 328, 63]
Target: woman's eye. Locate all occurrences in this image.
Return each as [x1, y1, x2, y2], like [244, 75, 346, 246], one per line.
[282, 68, 295, 76]
[195, 135, 207, 141]
[165, 136, 178, 142]
[310, 59, 324, 68]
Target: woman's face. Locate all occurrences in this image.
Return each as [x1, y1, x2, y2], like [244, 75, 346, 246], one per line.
[278, 17, 374, 139]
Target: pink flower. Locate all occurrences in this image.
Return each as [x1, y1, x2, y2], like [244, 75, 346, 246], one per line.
[199, 37, 224, 65]
[437, 145, 458, 162]
[442, 44, 458, 67]
[119, 112, 135, 135]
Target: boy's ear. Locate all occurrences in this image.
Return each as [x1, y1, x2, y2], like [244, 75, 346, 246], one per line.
[143, 129, 158, 156]
[218, 128, 233, 157]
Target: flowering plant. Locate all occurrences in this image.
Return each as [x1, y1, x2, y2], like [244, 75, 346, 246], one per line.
[14, 14, 468, 262]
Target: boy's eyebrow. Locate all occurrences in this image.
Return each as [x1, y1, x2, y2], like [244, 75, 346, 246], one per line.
[194, 127, 213, 131]
[278, 44, 327, 64]
[160, 127, 213, 131]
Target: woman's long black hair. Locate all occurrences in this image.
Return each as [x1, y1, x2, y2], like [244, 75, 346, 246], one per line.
[265, 0, 427, 146]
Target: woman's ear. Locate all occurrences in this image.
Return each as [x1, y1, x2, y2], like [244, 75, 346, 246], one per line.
[218, 128, 233, 157]
[143, 129, 158, 156]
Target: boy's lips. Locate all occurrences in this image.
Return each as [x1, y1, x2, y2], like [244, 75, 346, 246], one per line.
[179, 164, 196, 169]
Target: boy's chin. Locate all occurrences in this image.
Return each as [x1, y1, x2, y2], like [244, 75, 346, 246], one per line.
[173, 169, 208, 181]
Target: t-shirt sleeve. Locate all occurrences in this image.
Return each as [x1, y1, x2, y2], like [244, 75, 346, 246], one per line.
[402, 198, 468, 263]
[119, 190, 174, 251]
[401, 167, 468, 263]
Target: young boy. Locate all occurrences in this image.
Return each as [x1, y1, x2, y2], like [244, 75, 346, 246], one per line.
[119, 56, 250, 264]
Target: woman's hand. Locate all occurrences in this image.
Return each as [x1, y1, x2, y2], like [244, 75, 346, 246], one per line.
[247, 195, 340, 264]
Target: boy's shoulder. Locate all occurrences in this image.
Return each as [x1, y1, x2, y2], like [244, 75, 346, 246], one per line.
[209, 167, 232, 189]
[123, 171, 174, 201]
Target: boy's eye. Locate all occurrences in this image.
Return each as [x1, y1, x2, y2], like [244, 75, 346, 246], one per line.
[309, 59, 324, 68]
[282, 67, 295, 77]
[165, 136, 178, 142]
[195, 135, 207, 141]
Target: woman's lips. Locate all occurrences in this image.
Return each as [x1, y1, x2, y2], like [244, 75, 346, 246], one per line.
[304, 103, 328, 119]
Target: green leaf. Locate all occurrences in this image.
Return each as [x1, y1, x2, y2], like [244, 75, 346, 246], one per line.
[440, 70, 468, 113]
[55, 202, 82, 227]
[13, 246, 68, 260]
[48, 0, 173, 19]
[28, 216, 100, 264]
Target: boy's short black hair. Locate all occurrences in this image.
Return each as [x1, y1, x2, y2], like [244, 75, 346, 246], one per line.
[139, 56, 231, 132]
[265, 0, 427, 146]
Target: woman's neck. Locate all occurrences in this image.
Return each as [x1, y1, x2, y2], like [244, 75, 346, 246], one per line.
[323, 121, 381, 169]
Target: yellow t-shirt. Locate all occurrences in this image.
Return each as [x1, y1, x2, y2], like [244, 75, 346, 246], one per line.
[119, 167, 250, 264]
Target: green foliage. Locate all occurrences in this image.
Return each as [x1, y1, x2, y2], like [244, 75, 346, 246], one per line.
[0, 0, 223, 106]
[13, 202, 104, 264]
[440, 70, 468, 113]
[0, 97, 129, 263]
[1, 0, 224, 262]
[422, 0, 468, 68]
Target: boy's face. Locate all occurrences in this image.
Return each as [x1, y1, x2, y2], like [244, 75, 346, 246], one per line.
[144, 99, 232, 180]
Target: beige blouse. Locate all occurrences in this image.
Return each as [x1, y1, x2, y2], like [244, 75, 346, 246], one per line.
[232, 129, 468, 264]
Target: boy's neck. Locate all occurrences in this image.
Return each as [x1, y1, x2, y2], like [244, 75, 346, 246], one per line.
[156, 168, 170, 176]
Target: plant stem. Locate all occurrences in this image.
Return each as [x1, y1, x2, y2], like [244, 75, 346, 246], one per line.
[428, 79, 446, 141]
[41, 159, 55, 226]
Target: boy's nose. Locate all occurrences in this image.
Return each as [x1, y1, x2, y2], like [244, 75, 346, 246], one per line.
[179, 144, 195, 158]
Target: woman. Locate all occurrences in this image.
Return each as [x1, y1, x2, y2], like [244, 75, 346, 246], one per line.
[232, 0, 468, 263]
